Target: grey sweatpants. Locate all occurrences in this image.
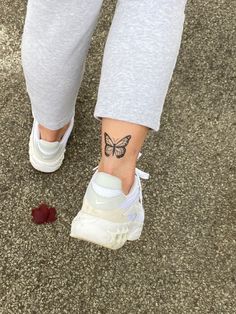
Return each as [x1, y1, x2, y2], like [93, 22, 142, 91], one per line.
[21, 0, 187, 132]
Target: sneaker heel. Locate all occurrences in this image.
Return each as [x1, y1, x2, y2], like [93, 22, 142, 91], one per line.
[127, 224, 143, 241]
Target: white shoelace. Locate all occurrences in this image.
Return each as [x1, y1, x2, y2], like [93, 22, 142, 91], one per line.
[134, 162, 150, 207]
[92, 152, 149, 207]
[134, 152, 150, 207]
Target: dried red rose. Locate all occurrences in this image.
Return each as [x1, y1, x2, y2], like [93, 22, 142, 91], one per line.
[32, 203, 57, 224]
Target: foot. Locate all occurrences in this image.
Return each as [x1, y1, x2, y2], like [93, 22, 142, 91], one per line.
[96, 159, 136, 195]
[70, 154, 149, 250]
[29, 116, 74, 173]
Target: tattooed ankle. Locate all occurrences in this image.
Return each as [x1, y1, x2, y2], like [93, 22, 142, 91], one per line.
[104, 132, 131, 158]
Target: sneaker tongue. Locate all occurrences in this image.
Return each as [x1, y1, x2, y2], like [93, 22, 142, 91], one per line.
[94, 172, 122, 190]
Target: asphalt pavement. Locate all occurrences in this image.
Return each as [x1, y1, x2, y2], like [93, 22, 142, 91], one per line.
[1, 0, 235, 313]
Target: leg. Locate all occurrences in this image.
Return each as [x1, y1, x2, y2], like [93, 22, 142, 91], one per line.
[21, 0, 103, 140]
[95, 0, 187, 193]
[71, 0, 188, 248]
[98, 118, 149, 194]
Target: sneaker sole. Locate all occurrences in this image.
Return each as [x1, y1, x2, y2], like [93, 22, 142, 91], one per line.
[70, 211, 144, 250]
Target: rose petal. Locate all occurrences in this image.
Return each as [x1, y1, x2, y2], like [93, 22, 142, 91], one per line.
[39, 203, 50, 216]
[32, 203, 50, 224]
[32, 203, 57, 224]
[47, 207, 57, 223]
[32, 208, 47, 224]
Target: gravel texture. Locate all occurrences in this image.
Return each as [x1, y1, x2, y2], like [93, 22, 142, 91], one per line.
[1, 0, 235, 313]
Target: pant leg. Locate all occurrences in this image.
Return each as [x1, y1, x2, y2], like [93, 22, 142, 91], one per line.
[21, 0, 103, 130]
[94, 0, 187, 132]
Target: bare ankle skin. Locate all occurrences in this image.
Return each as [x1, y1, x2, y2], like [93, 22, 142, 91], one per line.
[98, 117, 149, 195]
[97, 158, 136, 195]
[38, 122, 70, 142]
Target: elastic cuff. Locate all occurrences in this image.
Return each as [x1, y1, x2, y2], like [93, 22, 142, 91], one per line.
[32, 110, 75, 130]
[93, 110, 160, 132]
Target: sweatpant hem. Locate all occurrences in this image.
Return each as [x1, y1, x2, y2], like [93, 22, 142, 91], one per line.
[32, 110, 75, 130]
[93, 110, 159, 132]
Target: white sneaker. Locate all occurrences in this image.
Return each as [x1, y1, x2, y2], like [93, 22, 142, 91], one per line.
[29, 116, 74, 173]
[70, 153, 149, 250]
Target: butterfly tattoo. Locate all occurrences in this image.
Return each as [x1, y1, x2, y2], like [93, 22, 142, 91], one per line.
[104, 132, 132, 158]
